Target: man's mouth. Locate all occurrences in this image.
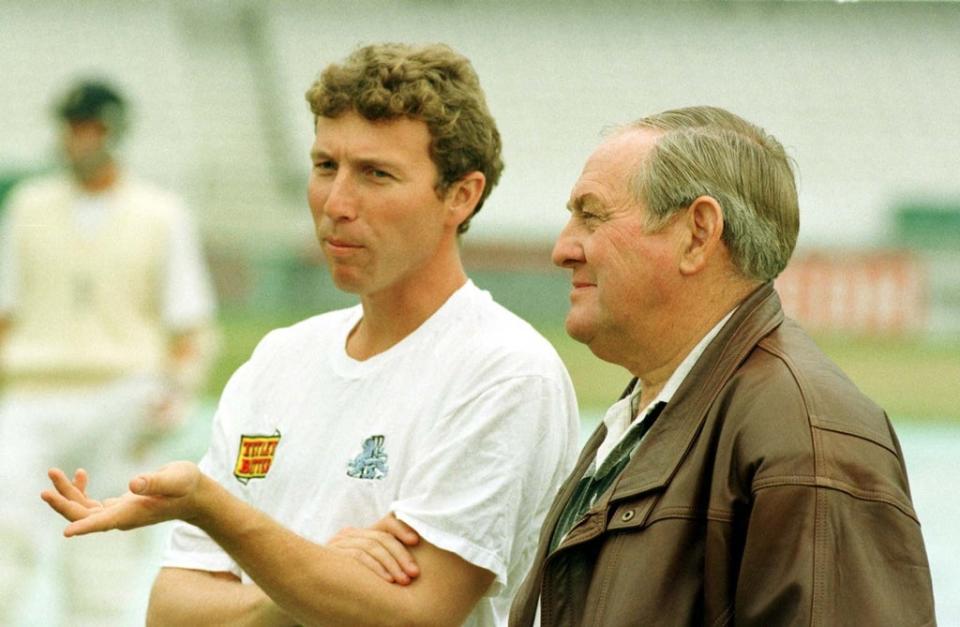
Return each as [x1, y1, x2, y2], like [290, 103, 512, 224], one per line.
[325, 237, 362, 248]
[323, 238, 364, 256]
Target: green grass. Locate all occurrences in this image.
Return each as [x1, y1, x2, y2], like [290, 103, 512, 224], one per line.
[539, 325, 634, 410]
[811, 334, 960, 422]
[542, 328, 960, 422]
[205, 310, 960, 422]
[205, 308, 314, 398]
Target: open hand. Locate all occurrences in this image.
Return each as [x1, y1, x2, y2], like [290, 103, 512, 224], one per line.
[41, 461, 204, 537]
[327, 513, 421, 585]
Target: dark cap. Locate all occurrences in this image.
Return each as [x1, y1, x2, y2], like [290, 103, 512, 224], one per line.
[55, 80, 128, 132]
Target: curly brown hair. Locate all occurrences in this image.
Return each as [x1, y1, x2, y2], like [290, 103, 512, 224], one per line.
[305, 43, 503, 234]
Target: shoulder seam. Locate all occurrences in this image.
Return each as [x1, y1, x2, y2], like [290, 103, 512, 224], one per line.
[752, 474, 919, 523]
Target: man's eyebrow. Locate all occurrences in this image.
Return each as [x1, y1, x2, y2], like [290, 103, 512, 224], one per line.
[567, 193, 601, 213]
[354, 157, 399, 172]
[308, 149, 399, 172]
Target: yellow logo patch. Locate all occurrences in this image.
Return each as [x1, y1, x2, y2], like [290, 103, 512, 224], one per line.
[234, 431, 281, 484]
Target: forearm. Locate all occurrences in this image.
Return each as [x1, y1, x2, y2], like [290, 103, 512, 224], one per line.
[147, 567, 297, 627]
[47, 462, 483, 626]
[193, 477, 450, 627]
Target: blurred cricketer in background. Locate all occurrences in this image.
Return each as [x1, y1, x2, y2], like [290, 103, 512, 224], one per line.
[0, 80, 218, 626]
[42, 43, 579, 626]
[510, 107, 935, 625]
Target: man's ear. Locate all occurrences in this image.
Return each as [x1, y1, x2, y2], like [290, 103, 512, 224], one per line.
[444, 171, 486, 229]
[678, 195, 724, 275]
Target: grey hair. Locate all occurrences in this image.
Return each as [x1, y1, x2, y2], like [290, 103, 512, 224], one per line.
[626, 106, 799, 282]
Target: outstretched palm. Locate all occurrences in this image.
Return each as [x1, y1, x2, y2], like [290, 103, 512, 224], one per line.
[41, 461, 204, 537]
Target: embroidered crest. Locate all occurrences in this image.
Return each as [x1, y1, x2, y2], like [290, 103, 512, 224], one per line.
[234, 430, 282, 484]
[346, 435, 389, 480]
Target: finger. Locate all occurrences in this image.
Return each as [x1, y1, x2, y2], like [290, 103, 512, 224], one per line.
[40, 489, 98, 522]
[48, 468, 78, 498]
[47, 467, 71, 491]
[374, 513, 420, 546]
[73, 468, 89, 495]
[48, 468, 97, 506]
[368, 517, 420, 578]
[350, 548, 396, 583]
[360, 535, 413, 583]
[341, 531, 418, 581]
[63, 508, 121, 537]
[372, 530, 420, 579]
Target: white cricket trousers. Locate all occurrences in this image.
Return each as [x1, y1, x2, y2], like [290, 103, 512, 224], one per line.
[0, 376, 165, 627]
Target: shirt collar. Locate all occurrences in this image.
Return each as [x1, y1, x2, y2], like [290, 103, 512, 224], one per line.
[645, 305, 738, 410]
[596, 306, 738, 467]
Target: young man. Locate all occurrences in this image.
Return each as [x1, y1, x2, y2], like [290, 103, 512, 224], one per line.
[43, 44, 578, 627]
[0, 79, 217, 627]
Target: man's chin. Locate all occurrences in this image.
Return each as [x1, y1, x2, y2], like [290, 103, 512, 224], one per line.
[328, 269, 365, 295]
[564, 316, 594, 346]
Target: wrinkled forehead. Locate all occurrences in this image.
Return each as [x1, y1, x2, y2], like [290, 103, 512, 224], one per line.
[569, 128, 661, 205]
[596, 126, 661, 171]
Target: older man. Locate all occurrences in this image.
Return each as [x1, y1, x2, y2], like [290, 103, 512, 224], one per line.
[510, 107, 935, 625]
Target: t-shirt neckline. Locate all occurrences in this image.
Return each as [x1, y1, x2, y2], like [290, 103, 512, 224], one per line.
[329, 279, 477, 378]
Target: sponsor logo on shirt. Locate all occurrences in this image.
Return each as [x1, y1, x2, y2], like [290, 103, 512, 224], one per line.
[234, 430, 281, 484]
[346, 434, 389, 480]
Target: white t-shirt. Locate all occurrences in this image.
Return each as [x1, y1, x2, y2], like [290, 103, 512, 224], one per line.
[164, 281, 579, 626]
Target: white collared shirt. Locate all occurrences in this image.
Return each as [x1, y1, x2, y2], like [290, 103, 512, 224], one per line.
[595, 307, 737, 469]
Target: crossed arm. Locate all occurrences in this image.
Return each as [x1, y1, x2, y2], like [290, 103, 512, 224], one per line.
[42, 463, 491, 627]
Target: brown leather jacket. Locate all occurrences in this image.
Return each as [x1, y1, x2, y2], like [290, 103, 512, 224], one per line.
[510, 284, 935, 626]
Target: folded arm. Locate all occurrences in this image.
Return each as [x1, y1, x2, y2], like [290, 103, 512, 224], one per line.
[147, 568, 295, 627]
[326, 514, 421, 585]
[43, 463, 492, 627]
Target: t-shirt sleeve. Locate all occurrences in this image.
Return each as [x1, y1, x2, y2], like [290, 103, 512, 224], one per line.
[161, 360, 256, 577]
[390, 374, 577, 595]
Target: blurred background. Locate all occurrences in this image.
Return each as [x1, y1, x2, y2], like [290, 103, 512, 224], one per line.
[1, 0, 958, 624]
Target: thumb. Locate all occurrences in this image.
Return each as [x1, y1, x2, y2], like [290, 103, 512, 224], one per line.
[129, 474, 152, 495]
[128, 461, 197, 497]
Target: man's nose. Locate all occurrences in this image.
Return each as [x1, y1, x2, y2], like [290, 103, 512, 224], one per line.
[322, 171, 358, 221]
[551, 218, 584, 268]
